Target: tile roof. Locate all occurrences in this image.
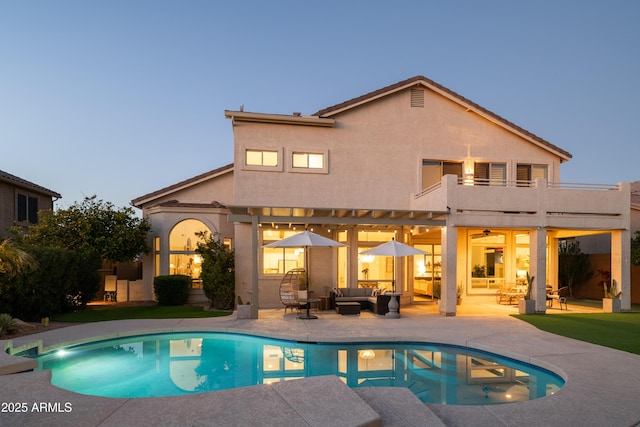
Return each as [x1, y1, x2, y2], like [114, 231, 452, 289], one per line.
[156, 200, 227, 209]
[0, 169, 61, 198]
[131, 163, 233, 207]
[313, 75, 572, 161]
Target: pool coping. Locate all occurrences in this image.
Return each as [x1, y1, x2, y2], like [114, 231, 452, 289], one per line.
[2, 310, 640, 426]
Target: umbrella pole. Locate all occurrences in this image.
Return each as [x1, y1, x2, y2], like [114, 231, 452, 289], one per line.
[392, 256, 396, 292]
[306, 246, 310, 317]
[299, 245, 317, 320]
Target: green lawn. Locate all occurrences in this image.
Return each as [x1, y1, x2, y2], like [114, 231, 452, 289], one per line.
[53, 305, 231, 322]
[514, 312, 640, 355]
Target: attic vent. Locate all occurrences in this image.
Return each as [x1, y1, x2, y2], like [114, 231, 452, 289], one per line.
[410, 88, 424, 107]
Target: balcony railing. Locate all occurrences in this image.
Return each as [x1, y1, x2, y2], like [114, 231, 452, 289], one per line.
[411, 175, 629, 229]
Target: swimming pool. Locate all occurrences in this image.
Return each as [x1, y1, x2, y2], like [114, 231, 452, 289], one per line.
[32, 332, 564, 405]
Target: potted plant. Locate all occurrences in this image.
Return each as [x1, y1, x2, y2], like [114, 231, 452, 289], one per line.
[236, 295, 252, 319]
[456, 283, 463, 305]
[518, 273, 535, 314]
[602, 279, 621, 313]
[433, 283, 441, 301]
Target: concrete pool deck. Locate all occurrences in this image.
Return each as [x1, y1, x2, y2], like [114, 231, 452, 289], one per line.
[2, 303, 640, 426]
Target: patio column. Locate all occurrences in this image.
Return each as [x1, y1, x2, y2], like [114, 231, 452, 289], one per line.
[530, 228, 547, 313]
[440, 223, 457, 316]
[250, 216, 259, 319]
[348, 226, 359, 288]
[611, 229, 631, 311]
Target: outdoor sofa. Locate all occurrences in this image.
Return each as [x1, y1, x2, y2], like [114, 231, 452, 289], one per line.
[330, 287, 399, 315]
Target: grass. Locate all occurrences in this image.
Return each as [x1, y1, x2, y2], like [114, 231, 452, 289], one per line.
[514, 312, 640, 355]
[52, 305, 231, 322]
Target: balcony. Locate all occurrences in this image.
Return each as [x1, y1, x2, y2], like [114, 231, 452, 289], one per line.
[411, 175, 630, 229]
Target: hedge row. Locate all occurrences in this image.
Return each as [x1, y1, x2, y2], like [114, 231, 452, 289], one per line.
[0, 247, 101, 320]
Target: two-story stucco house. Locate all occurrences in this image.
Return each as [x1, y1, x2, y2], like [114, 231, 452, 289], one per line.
[0, 169, 61, 238]
[133, 76, 631, 315]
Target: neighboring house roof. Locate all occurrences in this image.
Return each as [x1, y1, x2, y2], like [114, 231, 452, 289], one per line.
[314, 75, 573, 162]
[131, 163, 233, 207]
[0, 169, 61, 198]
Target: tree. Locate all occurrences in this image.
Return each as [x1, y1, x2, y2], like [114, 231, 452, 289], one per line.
[632, 230, 640, 267]
[558, 239, 592, 298]
[196, 233, 235, 310]
[0, 238, 34, 278]
[16, 196, 151, 263]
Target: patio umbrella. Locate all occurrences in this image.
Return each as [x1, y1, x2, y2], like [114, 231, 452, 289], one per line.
[264, 230, 346, 319]
[360, 239, 429, 293]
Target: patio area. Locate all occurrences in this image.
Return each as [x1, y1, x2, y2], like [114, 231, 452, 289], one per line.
[1, 301, 639, 426]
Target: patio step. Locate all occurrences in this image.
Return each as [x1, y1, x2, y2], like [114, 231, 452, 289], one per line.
[354, 387, 446, 427]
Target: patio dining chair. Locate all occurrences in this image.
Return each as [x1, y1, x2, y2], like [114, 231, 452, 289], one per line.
[547, 286, 568, 310]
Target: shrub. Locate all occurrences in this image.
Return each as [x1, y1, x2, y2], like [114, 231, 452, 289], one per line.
[196, 235, 235, 310]
[154, 275, 190, 306]
[0, 313, 18, 337]
[0, 246, 101, 320]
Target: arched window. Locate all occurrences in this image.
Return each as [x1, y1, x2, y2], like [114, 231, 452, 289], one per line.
[169, 219, 211, 287]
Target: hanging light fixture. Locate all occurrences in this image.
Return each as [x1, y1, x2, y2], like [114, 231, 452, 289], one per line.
[358, 349, 376, 360]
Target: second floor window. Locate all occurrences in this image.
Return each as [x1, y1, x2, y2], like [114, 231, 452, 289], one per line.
[292, 152, 324, 169]
[17, 193, 38, 223]
[422, 160, 462, 189]
[474, 163, 506, 186]
[246, 149, 279, 167]
[517, 164, 547, 187]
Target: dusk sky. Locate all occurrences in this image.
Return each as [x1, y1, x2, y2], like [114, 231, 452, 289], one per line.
[1, 1, 638, 211]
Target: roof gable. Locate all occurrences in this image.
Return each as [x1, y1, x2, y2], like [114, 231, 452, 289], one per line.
[131, 163, 233, 207]
[314, 76, 572, 162]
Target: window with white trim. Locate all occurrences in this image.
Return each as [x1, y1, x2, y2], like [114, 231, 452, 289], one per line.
[516, 164, 547, 187]
[292, 152, 323, 169]
[262, 229, 305, 275]
[245, 149, 279, 167]
[474, 163, 507, 186]
[421, 160, 462, 189]
[289, 150, 328, 173]
[168, 219, 211, 288]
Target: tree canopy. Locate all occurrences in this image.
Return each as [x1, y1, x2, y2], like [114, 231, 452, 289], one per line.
[17, 196, 151, 263]
[632, 230, 640, 267]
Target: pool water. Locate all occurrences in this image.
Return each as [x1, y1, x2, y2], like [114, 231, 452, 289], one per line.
[32, 332, 563, 405]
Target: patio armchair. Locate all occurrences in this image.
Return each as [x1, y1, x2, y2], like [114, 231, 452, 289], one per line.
[547, 286, 568, 310]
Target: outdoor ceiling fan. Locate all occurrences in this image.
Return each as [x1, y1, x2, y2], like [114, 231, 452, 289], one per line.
[471, 229, 498, 238]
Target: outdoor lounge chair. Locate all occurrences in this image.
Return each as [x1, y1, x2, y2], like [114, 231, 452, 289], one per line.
[547, 286, 568, 310]
[279, 268, 306, 314]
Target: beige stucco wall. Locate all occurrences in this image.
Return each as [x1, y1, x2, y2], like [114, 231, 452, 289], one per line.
[136, 170, 235, 300]
[228, 84, 632, 312]
[142, 172, 234, 207]
[232, 89, 561, 210]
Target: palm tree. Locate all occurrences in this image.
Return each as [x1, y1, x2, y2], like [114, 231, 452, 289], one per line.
[0, 239, 34, 278]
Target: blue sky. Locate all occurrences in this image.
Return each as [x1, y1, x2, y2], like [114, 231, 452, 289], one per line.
[1, 1, 639, 210]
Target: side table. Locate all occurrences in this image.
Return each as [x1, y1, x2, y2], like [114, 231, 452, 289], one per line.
[319, 295, 331, 311]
